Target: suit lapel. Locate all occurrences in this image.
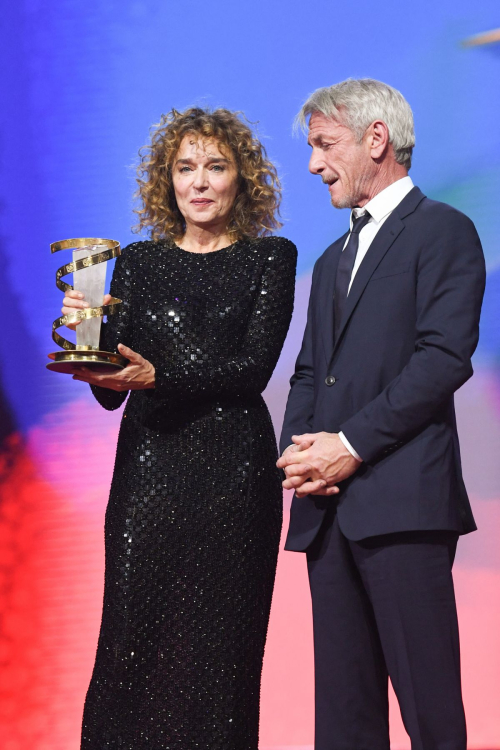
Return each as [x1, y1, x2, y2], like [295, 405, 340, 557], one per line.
[320, 234, 347, 362]
[329, 186, 426, 361]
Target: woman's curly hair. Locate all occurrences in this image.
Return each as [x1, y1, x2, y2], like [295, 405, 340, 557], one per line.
[134, 107, 282, 242]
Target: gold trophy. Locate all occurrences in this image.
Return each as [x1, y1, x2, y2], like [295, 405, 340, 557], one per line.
[47, 238, 128, 374]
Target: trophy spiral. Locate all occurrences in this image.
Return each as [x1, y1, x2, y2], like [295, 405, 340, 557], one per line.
[47, 238, 128, 374]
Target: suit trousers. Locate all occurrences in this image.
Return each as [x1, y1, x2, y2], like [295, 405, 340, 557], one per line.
[306, 506, 466, 750]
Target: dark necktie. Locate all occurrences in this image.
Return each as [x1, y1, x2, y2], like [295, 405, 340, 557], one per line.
[334, 210, 371, 341]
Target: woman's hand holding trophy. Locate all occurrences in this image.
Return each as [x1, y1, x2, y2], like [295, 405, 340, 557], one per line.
[47, 238, 154, 389]
[61, 287, 155, 391]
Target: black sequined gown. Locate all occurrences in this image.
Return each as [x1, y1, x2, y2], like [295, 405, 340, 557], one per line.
[81, 236, 297, 750]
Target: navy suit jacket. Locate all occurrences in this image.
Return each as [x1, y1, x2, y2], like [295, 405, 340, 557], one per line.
[280, 187, 486, 550]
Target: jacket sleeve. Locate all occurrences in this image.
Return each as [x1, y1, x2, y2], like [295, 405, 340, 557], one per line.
[151, 239, 297, 400]
[90, 248, 134, 411]
[279, 259, 320, 455]
[340, 211, 486, 462]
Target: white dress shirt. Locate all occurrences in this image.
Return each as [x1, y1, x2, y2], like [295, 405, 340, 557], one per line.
[338, 176, 414, 461]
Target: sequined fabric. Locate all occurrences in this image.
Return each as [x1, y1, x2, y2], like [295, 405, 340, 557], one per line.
[81, 236, 297, 749]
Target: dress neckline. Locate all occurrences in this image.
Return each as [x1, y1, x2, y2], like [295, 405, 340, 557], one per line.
[171, 239, 240, 256]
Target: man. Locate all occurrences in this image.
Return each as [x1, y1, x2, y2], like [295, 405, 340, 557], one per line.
[277, 79, 485, 750]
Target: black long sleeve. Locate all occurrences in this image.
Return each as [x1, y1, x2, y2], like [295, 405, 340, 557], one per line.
[90, 248, 134, 411]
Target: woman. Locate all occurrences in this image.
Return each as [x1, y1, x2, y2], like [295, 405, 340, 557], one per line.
[64, 107, 297, 749]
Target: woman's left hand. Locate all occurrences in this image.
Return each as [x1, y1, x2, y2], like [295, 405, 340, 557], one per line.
[72, 344, 155, 391]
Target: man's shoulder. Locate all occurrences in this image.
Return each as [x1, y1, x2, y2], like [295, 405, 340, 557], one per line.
[411, 193, 477, 232]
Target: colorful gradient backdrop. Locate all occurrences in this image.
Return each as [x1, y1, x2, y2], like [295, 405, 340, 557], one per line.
[1, 1, 499, 748]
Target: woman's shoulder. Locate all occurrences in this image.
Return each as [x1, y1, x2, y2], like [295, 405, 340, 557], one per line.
[249, 235, 297, 259]
[121, 238, 161, 255]
[117, 239, 165, 266]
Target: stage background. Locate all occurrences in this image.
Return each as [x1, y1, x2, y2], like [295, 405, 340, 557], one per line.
[1, 1, 499, 748]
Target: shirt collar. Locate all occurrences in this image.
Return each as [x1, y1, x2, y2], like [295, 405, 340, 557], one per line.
[351, 175, 414, 227]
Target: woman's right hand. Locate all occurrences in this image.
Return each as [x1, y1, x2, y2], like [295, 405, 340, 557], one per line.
[62, 290, 112, 330]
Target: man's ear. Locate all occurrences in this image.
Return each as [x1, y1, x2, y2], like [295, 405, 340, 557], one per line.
[366, 120, 390, 159]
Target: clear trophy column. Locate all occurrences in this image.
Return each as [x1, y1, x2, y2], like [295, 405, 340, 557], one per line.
[47, 238, 127, 374]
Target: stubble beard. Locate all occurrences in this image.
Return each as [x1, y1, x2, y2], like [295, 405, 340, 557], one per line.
[323, 175, 359, 210]
[330, 193, 356, 209]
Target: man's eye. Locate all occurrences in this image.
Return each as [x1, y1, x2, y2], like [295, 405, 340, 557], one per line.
[179, 166, 192, 173]
[210, 164, 224, 172]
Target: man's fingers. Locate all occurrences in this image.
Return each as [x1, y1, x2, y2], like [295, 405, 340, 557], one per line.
[295, 479, 328, 497]
[277, 453, 305, 469]
[292, 433, 310, 444]
[284, 463, 312, 478]
[297, 441, 312, 450]
[277, 448, 312, 469]
[288, 441, 312, 451]
[292, 433, 320, 445]
[282, 474, 314, 490]
[310, 485, 340, 497]
[277, 441, 313, 470]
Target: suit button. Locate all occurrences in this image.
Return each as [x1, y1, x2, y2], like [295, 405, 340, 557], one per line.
[325, 375, 336, 386]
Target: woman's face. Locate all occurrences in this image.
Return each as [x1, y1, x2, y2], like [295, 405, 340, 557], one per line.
[172, 134, 239, 233]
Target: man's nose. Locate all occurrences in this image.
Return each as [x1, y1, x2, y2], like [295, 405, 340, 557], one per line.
[309, 151, 324, 175]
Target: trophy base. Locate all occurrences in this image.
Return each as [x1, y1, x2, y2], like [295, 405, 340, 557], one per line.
[47, 350, 128, 374]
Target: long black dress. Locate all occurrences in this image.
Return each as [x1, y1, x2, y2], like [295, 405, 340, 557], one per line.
[81, 236, 297, 749]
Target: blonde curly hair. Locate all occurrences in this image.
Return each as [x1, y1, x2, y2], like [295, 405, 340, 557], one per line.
[134, 107, 282, 242]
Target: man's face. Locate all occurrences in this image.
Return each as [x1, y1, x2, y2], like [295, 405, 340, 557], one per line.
[307, 111, 375, 209]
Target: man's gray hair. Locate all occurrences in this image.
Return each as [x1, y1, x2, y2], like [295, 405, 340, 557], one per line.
[296, 78, 415, 170]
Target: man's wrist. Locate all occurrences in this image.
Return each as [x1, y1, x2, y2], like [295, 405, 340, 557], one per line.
[338, 431, 363, 462]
